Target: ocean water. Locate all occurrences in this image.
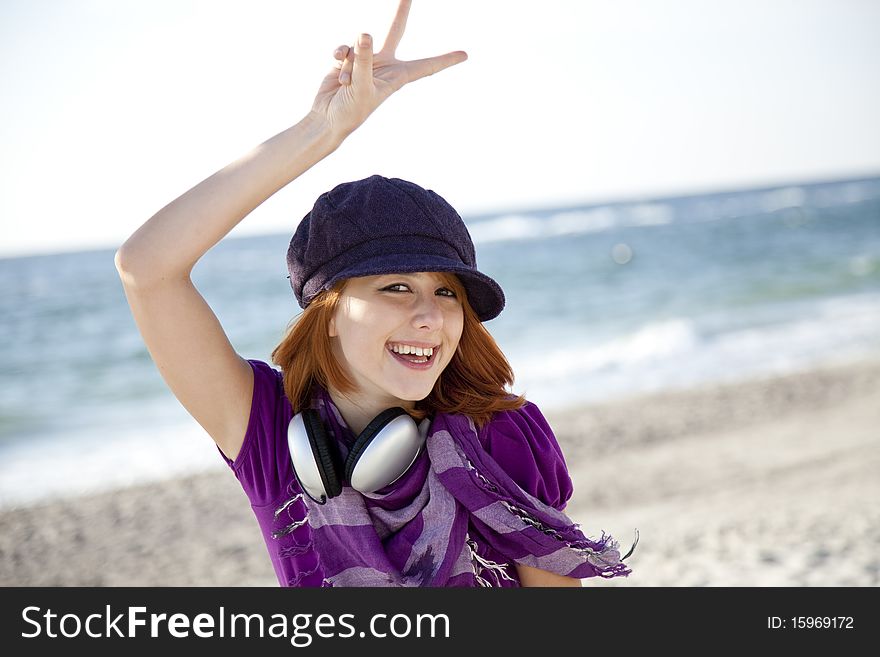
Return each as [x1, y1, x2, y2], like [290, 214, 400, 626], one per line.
[1, 175, 879, 508]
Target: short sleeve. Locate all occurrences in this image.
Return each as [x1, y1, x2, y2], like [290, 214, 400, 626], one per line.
[216, 359, 296, 507]
[479, 401, 573, 512]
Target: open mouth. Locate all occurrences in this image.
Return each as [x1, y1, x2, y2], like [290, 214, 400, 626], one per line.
[386, 344, 439, 368]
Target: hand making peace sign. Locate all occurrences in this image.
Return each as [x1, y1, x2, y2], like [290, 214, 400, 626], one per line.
[310, 0, 468, 139]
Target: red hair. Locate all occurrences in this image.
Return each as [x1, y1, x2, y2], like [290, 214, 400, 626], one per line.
[270, 272, 526, 430]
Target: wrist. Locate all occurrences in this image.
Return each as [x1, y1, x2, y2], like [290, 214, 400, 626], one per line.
[303, 110, 347, 150]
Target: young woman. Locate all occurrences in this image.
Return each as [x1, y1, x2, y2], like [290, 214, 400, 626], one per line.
[116, 0, 635, 587]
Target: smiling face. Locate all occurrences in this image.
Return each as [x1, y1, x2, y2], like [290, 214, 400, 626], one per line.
[327, 272, 465, 417]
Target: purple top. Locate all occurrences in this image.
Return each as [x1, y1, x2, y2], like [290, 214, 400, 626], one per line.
[218, 359, 574, 587]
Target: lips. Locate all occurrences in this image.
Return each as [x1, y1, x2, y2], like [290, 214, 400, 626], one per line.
[386, 344, 439, 370]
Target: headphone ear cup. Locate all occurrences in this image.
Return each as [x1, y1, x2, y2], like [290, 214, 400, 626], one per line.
[344, 407, 407, 484]
[301, 408, 343, 501]
[345, 408, 424, 494]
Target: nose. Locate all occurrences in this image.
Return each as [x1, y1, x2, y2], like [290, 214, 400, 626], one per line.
[411, 293, 444, 331]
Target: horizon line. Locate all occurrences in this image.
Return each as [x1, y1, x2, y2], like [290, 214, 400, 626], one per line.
[3, 169, 878, 262]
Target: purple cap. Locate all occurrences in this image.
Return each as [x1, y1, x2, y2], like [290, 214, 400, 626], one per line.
[287, 175, 505, 321]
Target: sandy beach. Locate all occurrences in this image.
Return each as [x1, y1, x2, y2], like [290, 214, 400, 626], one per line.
[1, 357, 878, 587]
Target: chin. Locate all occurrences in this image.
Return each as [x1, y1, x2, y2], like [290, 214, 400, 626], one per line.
[394, 388, 435, 404]
[387, 379, 438, 404]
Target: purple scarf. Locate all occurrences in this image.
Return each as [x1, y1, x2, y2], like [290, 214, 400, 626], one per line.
[288, 386, 635, 587]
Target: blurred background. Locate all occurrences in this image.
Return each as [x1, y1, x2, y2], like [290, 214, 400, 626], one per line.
[1, 0, 878, 586]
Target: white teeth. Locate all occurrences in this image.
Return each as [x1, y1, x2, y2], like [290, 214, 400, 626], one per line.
[390, 343, 434, 357]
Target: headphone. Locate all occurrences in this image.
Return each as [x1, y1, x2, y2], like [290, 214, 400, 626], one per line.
[287, 407, 428, 505]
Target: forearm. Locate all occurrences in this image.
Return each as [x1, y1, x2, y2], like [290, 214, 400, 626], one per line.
[116, 111, 341, 284]
[515, 563, 583, 587]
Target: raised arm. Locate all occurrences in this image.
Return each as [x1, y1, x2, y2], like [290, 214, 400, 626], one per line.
[117, 0, 465, 280]
[114, 0, 467, 461]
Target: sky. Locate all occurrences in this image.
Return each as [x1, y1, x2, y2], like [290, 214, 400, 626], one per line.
[1, 0, 879, 258]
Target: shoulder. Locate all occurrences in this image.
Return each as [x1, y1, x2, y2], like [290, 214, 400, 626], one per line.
[217, 359, 297, 507]
[479, 400, 564, 461]
[249, 358, 284, 386]
[242, 359, 287, 432]
[221, 360, 288, 470]
[478, 400, 573, 511]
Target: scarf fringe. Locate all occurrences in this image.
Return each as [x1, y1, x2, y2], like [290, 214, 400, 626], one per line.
[278, 541, 312, 558]
[287, 563, 321, 587]
[272, 515, 309, 540]
[501, 501, 636, 578]
[464, 457, 500, 493]
[273, 490, 328, 586]
[272, 491, 310, 539]
[273, 492, 304, 521]
[467, 537, 516, 587]
[460, 432, 636, 580]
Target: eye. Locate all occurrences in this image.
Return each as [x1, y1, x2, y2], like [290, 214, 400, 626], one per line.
[382, 283, 457, 298]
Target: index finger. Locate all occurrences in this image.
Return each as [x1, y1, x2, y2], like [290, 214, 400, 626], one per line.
[379, 0, 411, 55]
[404, 50, 468, 84]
